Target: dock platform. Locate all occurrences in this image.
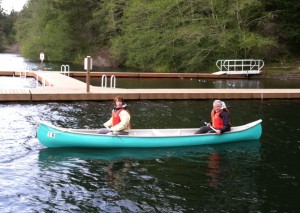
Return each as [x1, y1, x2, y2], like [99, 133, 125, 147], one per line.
[0, 71, 299, 102]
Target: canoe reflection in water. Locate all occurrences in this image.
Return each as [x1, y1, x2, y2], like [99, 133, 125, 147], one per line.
[38, 141, 260, 193]
[206, 152, 222, 188]
[107, 160, 133, 189]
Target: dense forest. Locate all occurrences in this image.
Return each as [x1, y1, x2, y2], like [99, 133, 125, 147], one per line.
[0, 0, 299, 72]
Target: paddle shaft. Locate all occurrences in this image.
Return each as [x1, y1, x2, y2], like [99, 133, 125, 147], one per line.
[104, 125, 126, 142]
[199, 117, 218, 132]
[204, 121, 218, 132]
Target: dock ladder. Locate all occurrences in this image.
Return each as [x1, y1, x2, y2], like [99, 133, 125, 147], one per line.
[60, 65, 70, 76]
[19, 67, 30, 78]
[101, 75, 116, 88]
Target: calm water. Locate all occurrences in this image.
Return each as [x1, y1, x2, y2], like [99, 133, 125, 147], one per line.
[0, 100, 299, 212]
[1, 53, 300, 89]
[76, 76, 300, 89]
[0, 53, 299, 212]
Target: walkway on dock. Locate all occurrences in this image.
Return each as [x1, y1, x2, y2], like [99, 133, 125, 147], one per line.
[0, 71, 300, 101]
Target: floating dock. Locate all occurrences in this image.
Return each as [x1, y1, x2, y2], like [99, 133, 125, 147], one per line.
[0, 71, 300, 101]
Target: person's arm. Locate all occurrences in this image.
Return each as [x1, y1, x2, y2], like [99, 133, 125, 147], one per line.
[220, 111, 230, 133]
[103, 117, 113, 128]
[110, 110, 130, 132]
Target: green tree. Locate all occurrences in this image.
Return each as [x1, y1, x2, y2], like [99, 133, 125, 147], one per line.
[0, 1, 4, 51]
[263, 0, 300, 55]
[15, 0, 99, 62]
[90, 0, 126, 47]
[0, 1, 18, 52]
[112, 0, 277, 72]
[15, 0, 53, 59]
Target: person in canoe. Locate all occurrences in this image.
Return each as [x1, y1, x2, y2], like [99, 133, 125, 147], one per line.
[195, 100, 231, 135]
[97, 96, 131, 135]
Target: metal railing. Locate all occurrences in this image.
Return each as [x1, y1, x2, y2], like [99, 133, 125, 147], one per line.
[101, 75, 116, 88]
[60, 65, 70, 76]
[215, 59, 264, 75]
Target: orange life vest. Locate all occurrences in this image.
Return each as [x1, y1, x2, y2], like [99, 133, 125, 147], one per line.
[112, 108, 131, 128]
[211, 110, 223, 129]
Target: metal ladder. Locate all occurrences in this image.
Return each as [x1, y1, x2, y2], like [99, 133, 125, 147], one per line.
[60, 65, 70, 76]
[101, 75, 116, 88]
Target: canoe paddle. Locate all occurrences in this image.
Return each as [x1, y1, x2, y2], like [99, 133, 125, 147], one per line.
[103, 124, 126, 142]
[199, 117, 218, 132]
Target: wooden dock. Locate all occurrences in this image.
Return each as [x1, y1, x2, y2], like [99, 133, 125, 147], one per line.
[0, 71, 300, 101]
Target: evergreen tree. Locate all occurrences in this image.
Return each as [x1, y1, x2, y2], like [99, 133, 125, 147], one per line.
[263, 0, 300, 55]
[112, 0, 276, 72]
[0, 2, 4, 51]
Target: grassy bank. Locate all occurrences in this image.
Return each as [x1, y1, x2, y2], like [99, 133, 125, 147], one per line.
[259, 58, 300, 79]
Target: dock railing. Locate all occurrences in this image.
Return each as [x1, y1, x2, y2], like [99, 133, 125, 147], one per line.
[60, 65, 70, 76]
[101, 75, 116, 88]
[215, 59, 264, 75]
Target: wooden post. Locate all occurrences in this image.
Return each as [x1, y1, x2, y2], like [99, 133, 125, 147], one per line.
[40, 52, 45, 71]
[86, 56, 91, 93]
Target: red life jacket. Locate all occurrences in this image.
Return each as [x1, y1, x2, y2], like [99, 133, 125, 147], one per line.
[112, 108, 131, 128]
[211, 109, 231, 129]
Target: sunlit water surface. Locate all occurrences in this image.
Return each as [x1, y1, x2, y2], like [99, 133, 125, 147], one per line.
[0, 53, 299, 212]
[0, 100, 299, 212]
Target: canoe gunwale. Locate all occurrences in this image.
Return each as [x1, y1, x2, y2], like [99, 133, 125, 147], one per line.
[37, 119, 262, 148]
[38, 119, 262, 138]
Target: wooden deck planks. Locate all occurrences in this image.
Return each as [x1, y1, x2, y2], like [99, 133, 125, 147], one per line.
[0, 71, 300, 101]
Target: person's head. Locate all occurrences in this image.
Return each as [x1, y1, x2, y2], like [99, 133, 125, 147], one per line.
[213, 100, 225, 112]
[114, 96, 125, 108]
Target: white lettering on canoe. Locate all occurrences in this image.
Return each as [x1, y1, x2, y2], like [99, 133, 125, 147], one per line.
[47, 131, 55, 138]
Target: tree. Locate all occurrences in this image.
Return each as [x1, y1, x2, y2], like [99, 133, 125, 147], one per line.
[112, 0, 277, 72]
[263, 0, 300, 55]
[15, 0, 100, 62]
[0, 2, 5, 51]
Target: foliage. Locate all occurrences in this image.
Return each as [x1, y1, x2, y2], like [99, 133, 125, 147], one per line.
[263, 0, 300, 55]
[5, 0, 299, 71]
[112, 0, 277, 72]
[0, 1, 18, 51]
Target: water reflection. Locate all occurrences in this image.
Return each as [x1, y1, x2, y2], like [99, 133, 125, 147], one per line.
[76, 76, 300, 89]
[36, 140, 260, 212]
[38, 140, 261, 162]
[0, 99, 299, 212]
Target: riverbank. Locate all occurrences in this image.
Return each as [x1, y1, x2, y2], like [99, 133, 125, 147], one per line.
[2, 47, 300, 80]
[257, 58, 300, 79]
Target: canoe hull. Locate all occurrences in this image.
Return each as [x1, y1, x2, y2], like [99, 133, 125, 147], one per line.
[37, 120, 262, 148]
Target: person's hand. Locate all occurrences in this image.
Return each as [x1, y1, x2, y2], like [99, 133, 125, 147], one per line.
[106, 128, 115, 135]
[215, 129, 221, 134]
[206, 123, 211, 126]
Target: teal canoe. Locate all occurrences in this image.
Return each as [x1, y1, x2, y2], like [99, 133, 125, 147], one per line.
[37, 119, 262, 148]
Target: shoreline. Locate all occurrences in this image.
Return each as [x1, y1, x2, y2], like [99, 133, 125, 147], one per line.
[1, 50, 300, 80]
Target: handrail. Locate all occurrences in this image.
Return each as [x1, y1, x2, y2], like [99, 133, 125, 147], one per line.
[101, 75, 107, 87]
[216, 59, 264, 74]
[101, 75, 116, 88]
[60, 65, 70, 76]
[110, 75, 116, 88]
